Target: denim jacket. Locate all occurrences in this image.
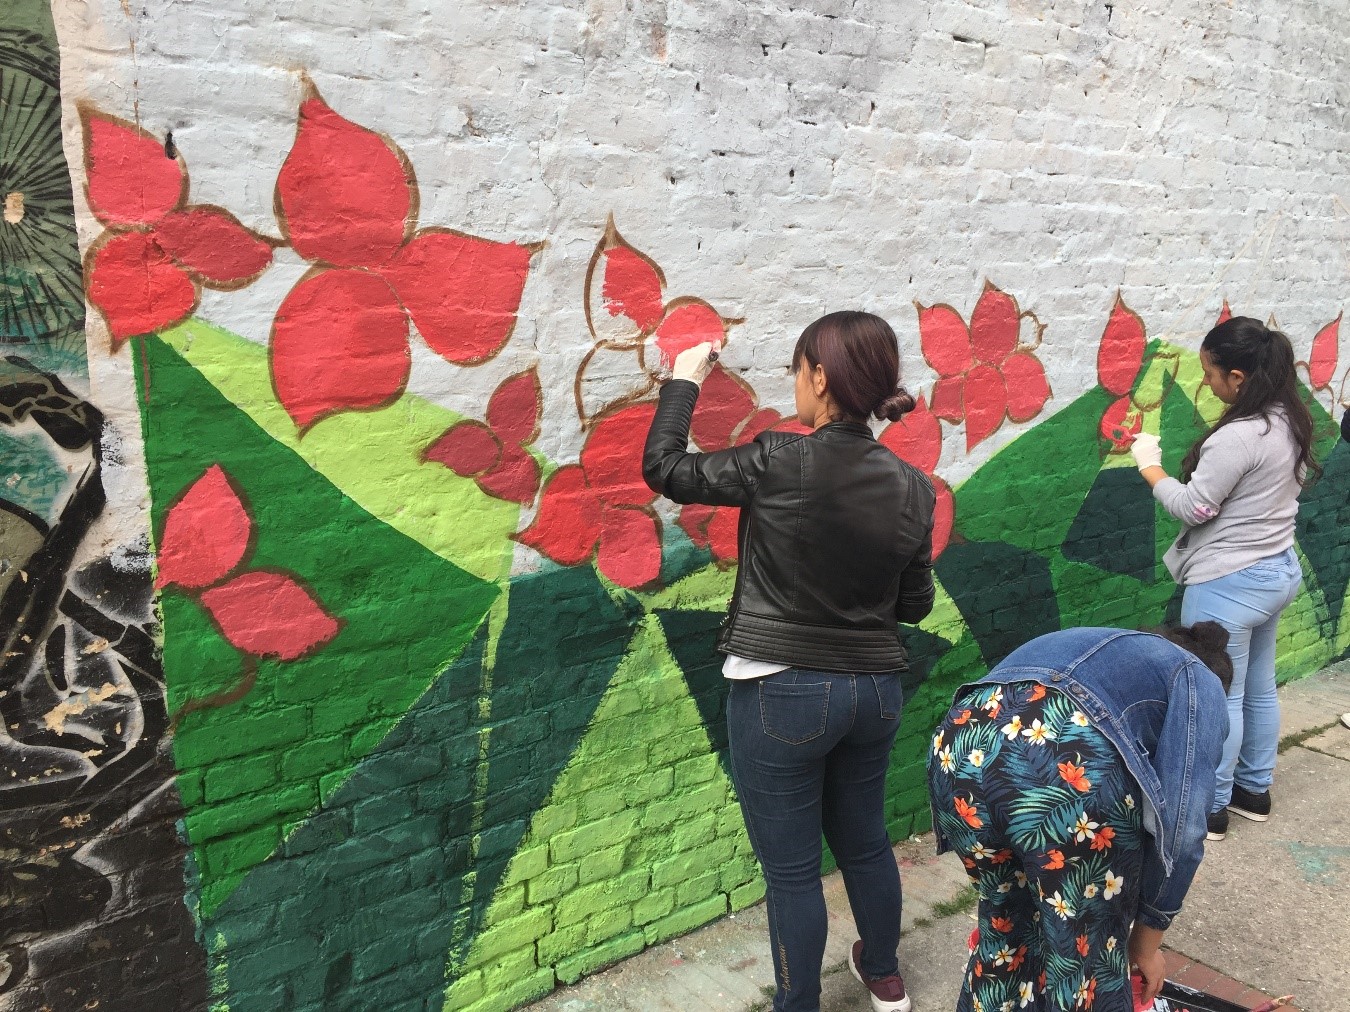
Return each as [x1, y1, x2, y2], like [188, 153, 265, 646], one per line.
[935, 628, 1229, 931]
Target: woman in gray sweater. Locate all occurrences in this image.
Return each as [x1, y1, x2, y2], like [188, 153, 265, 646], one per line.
[1128, 317, 1321, 841]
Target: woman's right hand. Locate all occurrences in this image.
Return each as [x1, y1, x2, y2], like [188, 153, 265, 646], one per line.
[1128, 923, 1167, 1007]
[671, 342, 721, 385]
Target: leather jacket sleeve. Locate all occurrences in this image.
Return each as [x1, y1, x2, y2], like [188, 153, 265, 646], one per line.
[642, 379, 772, 506]
[896, 523, 936, 625]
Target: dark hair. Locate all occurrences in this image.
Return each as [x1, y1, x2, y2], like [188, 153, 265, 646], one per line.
[791, 311, 916, 422]
[1180, 317, 1322, 485]
[1154, 621, 1234, 692]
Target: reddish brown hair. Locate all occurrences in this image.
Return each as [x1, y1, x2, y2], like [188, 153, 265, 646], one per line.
[791, 311, 915, 422]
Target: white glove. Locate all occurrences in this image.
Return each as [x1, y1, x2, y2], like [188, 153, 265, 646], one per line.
[671, 341, 720, 385]
[1130, 432, 1163, 470]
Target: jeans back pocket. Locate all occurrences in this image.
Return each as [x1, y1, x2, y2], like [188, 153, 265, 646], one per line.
[758, 680, 831, 744]
[871, 674, 903, 721]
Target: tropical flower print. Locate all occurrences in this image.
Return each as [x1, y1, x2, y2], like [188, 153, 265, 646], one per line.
[927, 680, 1144, 1012]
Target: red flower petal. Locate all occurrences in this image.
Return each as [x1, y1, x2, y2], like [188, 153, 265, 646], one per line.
[383, 230, 533, 365]
[153, 207, 274, 287]
[879, 395, 942, 474]
[704, 505, 740, 562]
[275, 91, 413, 267]
[156, 464, 253, 590]
[198, 570, 341, 661]
[516, 466, 602, 565]
[916, 303, 972, 378]
[596, 505, 662, 589]
[422, 421, 501, 477]
[603, 246, 665, 332]
[1099, 395, 1143, 452]
[1001, 352, 1051, 423]
[963, 363, 1008, 450]
[270, 268, 410, 432]
[1216, 300, 1232, 326]
[584, 217, 666, 344]
[87, 231, 197, 347]
[742, 408, 789, 442]
[692, 365, 756, 450]
[929, 375, 966, 423]
[1309, 313, 1341, 389]
[486, 368, 542, 447]
[931, 477, 954, 559]
[83, 112, 185, 227]
[652, 300, 726, 369]
[1096, 294, 1147, 396]
[581, 402, 658, 507]
[969, 283, 1019, 366]
[477, 443, 541, 504]
[677, 502, 716, 549]
[769, 417, 813, 436]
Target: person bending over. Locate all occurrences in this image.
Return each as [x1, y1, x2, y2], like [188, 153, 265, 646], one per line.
[927, 624, 1232, 1012]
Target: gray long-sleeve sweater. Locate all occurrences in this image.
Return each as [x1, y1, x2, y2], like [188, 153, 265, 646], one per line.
[1152, 409, 1303, 585]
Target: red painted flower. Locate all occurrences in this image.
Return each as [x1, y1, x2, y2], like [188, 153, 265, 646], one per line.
[575, 216, 740, 426]
[81, 110, 274, 350]
[916, 282, 1051, 450]
[157, 464, 341, 661]
[1095, 295, 1148, 454]
[516, 403, 664, 589]
[422, 368, 543, 504]
[271, 83, 538, 433]
[1306, 313, 1341, 391]
[676, 366, 809, 563]
[878, 396, 954, 558]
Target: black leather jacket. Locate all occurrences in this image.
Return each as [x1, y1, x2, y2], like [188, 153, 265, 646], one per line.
[643, 380, 936, 672]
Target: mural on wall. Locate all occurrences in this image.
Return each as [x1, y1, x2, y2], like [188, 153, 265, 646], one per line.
[0, 2, 212, 1007]
[3, 17, 1348, 1007]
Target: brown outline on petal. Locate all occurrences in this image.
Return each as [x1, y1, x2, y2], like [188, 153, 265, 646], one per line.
[396, 225, 544, 368]
[155, 462, 259, 591]
[267, 263, 411, 437]
[77, 101, 190, 226]
[573, 339, 658, 430]
[82, 225, 202, 353]
[583, 213, 668, 346]
[162, 202, 284, 291]
[272, 74, 422, 268]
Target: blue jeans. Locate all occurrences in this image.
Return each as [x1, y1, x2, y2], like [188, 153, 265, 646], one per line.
[1180, 548, 1302, 810]
[727, 668, 904, 1012]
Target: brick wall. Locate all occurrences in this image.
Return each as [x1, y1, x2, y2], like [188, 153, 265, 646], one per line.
[1, 0, 1347, 1009]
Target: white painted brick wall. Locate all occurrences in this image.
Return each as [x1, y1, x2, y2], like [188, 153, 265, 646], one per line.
[51, 0, 1349, 547]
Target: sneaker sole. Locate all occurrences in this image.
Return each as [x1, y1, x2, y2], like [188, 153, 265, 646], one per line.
[1227, 805, 1269, 823]
[848, 956, 912, 1012]
[1205, 829, 1227, 841]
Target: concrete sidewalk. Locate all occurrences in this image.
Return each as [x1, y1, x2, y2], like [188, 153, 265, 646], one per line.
[525, 663, 1350, 1011]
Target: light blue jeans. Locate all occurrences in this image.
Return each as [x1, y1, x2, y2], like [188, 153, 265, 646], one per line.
[1180, 548, 1302, 811]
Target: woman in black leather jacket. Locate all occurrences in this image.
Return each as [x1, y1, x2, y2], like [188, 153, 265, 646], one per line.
[643, 311, 937, 1012]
